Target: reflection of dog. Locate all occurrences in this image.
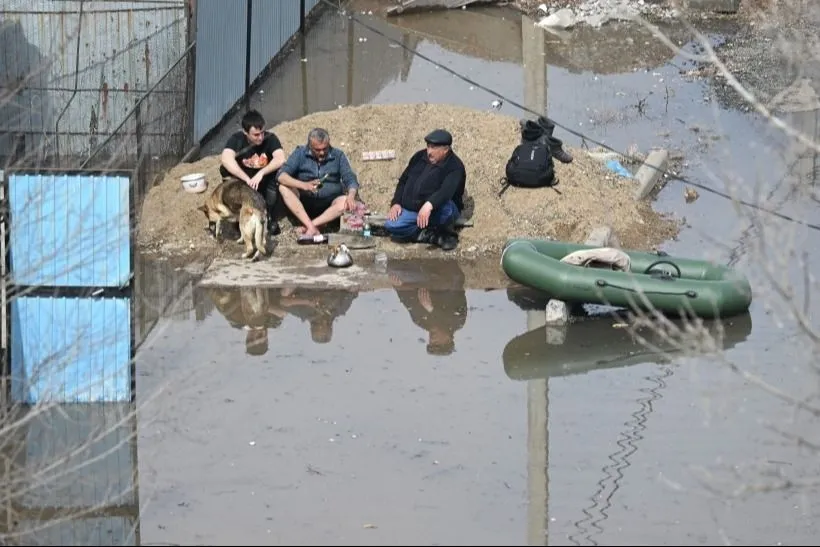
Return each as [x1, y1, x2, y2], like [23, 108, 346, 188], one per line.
[198, 178, 269, 261]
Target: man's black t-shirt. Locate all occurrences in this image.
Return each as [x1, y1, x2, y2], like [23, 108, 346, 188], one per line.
[219, 131, 283, 179]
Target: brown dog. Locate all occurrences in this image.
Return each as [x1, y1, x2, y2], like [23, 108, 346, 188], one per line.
[198, 178, 269, 261]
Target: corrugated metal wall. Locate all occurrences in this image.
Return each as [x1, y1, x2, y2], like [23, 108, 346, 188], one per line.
[0, 0, 188, 160]
[7, 172, 133, 404]
[8, 173, 131, 287]
[193, 0, 325, 141]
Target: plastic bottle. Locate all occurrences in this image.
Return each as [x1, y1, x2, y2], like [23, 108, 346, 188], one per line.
[362, 222, 371, 238]
[297, 234, 329, 245]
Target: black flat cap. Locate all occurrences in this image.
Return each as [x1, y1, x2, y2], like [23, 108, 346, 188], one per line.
[424, 129, 453, 146]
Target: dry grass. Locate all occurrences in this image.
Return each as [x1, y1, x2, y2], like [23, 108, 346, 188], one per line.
[138, 103, 680, 262]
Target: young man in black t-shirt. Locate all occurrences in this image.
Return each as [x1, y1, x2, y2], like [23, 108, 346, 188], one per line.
[219, 109, 286, 235]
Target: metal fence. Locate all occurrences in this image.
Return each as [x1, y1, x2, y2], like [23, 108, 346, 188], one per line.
[0, 0, 190, 167]
[193, 0, 330, 142]
[77, 42, 196, 218]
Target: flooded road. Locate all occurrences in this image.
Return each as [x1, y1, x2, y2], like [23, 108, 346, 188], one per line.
[128, 1, 820, 546]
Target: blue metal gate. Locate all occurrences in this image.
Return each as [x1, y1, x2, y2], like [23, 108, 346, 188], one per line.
[3, 170, 134, 404]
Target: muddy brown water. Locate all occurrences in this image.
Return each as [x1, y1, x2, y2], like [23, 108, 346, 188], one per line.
[113, 1, 820, 545]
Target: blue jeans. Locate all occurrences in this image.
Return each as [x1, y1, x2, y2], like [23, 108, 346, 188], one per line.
[384, 200, 458, 241]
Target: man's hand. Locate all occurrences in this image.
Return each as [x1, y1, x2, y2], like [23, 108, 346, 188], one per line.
[418, 288, 434, 313]
[416, 202, 433, 229]
[345, 194, 357, 212]
[248, 172, 264, 190]
[388, 204, 402, 221]
[301, 180, 320, 193]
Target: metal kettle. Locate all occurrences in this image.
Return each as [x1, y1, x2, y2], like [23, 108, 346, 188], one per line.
[327, 243, 353, 268]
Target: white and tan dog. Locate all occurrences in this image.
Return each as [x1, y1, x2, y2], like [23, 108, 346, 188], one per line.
[198, 178, 269, 261]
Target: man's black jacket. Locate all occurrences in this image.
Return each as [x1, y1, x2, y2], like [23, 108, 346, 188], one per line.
[391, 149, 466, 212]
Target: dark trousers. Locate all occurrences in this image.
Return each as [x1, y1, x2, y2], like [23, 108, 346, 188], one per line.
[258, 177, 279, 219]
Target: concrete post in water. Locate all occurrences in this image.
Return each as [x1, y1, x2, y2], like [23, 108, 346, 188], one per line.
[634, 149, 670, 201]
[545, 226, 615, 326]
[522, 13, 549, 545]
[522, 14, 547, 118]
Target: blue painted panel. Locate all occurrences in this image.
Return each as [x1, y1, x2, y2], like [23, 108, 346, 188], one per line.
[10, 297, 132, 403]
[8, 173, 131, 287]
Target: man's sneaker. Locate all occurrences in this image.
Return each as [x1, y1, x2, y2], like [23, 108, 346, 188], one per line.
[553, 148, 574, 164]
[267, 221, 281, 236]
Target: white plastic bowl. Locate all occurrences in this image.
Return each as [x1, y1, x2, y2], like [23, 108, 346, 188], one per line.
[181, 173, 207, 194]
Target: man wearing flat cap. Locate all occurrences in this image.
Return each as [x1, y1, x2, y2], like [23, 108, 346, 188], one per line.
[384, 129, 465, 251]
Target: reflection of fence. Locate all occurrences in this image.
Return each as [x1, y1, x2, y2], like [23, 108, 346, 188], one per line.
[0, 403, 141, 545]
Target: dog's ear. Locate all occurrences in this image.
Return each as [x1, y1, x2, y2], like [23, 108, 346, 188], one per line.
[197, 204, 208, 213]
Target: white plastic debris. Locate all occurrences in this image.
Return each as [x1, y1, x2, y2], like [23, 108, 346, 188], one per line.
[536, 8, 576, 29]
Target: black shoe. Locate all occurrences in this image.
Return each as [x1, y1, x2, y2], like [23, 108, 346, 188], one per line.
[415, 228, 437, 244]
[267, 222, 281, 236]
[436, 231, 458, 251]
[553, 148, 574, 164]
[520, 119, 545, 142]
[536, 115, 556, 133]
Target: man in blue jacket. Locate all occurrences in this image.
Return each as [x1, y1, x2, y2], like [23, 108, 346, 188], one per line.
[384, 129, 464, 251]
[277, 127, 361, 237]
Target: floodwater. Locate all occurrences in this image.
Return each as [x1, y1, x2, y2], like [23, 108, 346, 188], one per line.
[94, 0, 820, 545]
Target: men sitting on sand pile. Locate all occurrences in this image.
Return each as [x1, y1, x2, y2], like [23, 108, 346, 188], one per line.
[214, 110, 572, 253]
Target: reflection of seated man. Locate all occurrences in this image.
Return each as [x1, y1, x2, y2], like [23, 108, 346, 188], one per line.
[279, 287, 358, 344]
[388, 260, 467, 355]
[206, 288, 287, 356]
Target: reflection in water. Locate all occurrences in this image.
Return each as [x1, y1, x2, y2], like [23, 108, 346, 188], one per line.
[205, 1, 704, 155]
[387, 259, 468, 356]
[505, 313, 752, 546]
[568, 365, 674, 547]
[278, 287, 358, 345]
[205, 286, 359, 353]
[503, 313, 754, 381]
[0, 404, 140, 545]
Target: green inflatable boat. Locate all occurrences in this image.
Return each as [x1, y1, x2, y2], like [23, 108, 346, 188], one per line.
[502, 312, 753, 381]
[501, 238, 753, 319]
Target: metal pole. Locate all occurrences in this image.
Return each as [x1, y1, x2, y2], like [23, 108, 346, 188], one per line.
[300, 0, 306, 34]
[244, 0, 253, 111]
[184, 0, 197, 152]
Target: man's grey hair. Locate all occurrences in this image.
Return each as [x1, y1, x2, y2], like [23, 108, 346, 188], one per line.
[308, 127, 330, 143]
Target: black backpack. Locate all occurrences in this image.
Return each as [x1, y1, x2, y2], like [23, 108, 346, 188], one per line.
[501, 141, 557, 194]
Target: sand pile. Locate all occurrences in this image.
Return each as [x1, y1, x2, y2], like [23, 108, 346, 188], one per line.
[138, 103, 680, 261]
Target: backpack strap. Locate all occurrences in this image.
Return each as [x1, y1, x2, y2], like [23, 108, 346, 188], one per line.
[498, 176, 511, 197]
